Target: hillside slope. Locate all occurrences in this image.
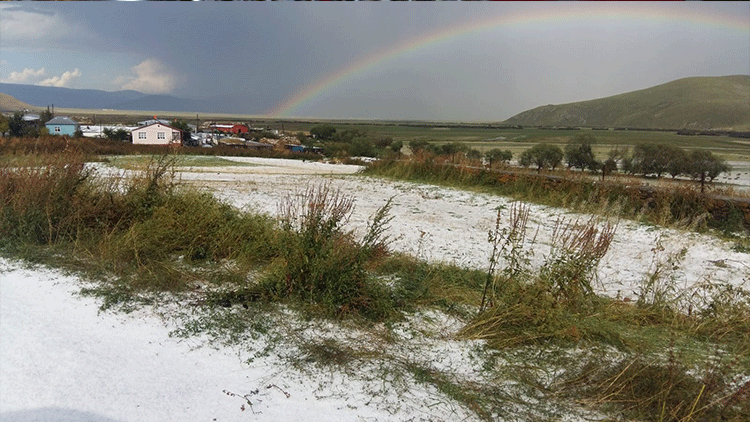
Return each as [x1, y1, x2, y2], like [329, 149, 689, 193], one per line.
[504, 75, 750, 130]
[0, 93, 35, 112]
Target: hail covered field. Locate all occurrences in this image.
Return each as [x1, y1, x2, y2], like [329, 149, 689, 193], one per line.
[2, 156, 748, 422]
[175, 157, 748, 301]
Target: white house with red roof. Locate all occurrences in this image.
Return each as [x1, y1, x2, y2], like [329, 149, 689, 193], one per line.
[131, 122, 182, 145]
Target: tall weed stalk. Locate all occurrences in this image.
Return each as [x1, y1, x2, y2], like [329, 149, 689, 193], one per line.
[541, 216, 616, 305]
[481, 202, 532, 312]
[464, 205, 617, 347]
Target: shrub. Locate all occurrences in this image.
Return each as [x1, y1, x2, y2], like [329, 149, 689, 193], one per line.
[0, 152, 96, 245]
[564, 133, 597, 171]
[520, 143, 563, 172]
[541, 216, 616, 306]
[259, 183, 395, 319]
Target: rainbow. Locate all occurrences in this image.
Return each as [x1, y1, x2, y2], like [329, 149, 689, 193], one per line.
[268, 4, 749, 118]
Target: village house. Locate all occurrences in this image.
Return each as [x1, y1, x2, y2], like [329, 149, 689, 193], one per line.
[45, 116, 79, 136]
[137, 118, 171, 127]
[209, 123, 248, 134]
[130, 122, 181, 145]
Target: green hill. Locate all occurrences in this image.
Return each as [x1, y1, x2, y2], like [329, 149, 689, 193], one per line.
[0, 93, 36, 112]
[504, 75, 750, 130]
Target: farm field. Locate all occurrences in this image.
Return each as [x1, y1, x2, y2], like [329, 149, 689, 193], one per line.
[2, 156, 749, 422]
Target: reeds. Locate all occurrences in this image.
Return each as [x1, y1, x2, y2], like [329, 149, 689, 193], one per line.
[577, 349, 750, 422]
[0, 151, 95, 245]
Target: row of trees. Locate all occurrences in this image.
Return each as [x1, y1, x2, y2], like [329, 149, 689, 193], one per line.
[303, 125, 403, 158]
[622, 143, 729, 180]
[304, 126, 517, 166]
[624, 143, 730, 191]
[515, 134, 730, 191]
[408, 140, 513, 167]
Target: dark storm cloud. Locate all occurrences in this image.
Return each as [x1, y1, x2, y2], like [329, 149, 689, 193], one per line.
[2, 2, 748, 121]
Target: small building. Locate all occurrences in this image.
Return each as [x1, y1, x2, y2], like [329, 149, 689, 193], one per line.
[246, 140, 273, 150]
[131, 122, 181, 145]
[287, 144, 307, 153]
[45, 116, 79, 136]
[136, 119, 171, 127]
[286, 144, 324, 154]
[210, 123, 248, 134]
[216, 136, 246, 147]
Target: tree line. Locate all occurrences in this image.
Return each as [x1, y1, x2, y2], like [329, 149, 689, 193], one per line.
[0, 108, 55, 138]
[516, 133, 730, 192]
[307, 124, 729, 192]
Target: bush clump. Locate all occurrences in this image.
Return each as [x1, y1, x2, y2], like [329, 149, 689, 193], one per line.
[259, 183, 396, 319]
[1, 152, 277, 292]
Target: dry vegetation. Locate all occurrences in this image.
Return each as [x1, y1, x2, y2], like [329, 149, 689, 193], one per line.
[364, 153, 750, 235]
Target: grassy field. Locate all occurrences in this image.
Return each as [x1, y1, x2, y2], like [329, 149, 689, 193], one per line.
[105, 155, 257, 170]
[50, 106, 750, 162]
[297, 123, 749, 161]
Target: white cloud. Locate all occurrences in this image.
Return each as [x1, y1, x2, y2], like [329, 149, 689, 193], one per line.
[1, 67, 47, 84]
[39, 68, 81, 88]
[1, 67, 82, 88]
[119, 59, 183, 94]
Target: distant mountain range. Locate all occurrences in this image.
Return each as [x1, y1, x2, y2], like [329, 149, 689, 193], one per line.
[503, 75, 750, 131]
[0, 83, 214, 114]
[3, 76, 749, 129]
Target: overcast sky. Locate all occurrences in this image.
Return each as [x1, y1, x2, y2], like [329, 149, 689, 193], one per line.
[1, 2, 748, 121]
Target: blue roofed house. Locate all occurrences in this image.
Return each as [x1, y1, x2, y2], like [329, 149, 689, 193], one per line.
[45, 116, 80, 136]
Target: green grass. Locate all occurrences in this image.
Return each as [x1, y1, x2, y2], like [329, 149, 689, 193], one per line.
[105, 155, 257, 169]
